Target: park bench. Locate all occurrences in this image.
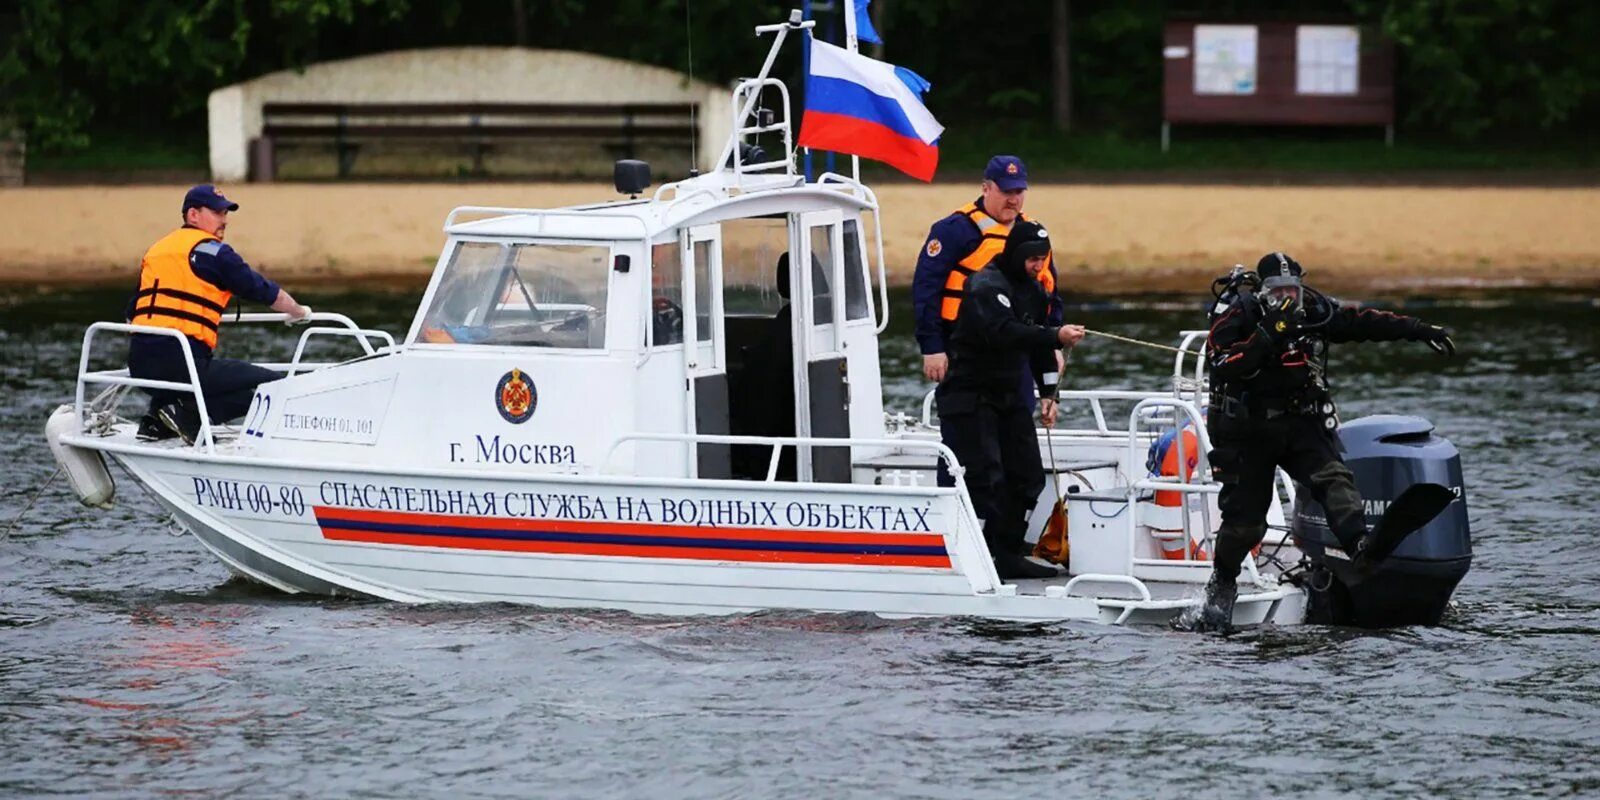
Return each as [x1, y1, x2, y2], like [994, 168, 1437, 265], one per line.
[252, 101, 698, 179]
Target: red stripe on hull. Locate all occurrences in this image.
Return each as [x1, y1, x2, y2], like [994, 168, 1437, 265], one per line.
[320, 526, 953, 568]
[313, 506, 946, 549]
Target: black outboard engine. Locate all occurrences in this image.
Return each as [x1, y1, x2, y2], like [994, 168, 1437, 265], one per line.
[1292, 415, 1472, 627]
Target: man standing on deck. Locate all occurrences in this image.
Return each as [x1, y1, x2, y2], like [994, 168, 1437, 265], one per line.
[912, 155, 1062, 385]
[1197, 252, 1457, 631]
[124, 185, 311, 444]
[939, 221, 1083, 580]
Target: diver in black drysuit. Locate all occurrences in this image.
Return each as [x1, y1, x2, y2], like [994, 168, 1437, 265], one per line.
[1198, 252, 1456, 631]
[939, 220, 1083, 580]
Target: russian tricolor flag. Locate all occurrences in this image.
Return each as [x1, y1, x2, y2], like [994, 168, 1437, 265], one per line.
[798, 38, 944, 182]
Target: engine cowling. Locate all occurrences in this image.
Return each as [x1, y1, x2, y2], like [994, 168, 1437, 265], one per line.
[1291, 415, 1472, 627]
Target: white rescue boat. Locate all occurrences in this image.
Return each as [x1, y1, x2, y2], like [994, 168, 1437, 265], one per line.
[46, 14, 1318, 626]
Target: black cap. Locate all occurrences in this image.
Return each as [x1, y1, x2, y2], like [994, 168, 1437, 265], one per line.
[182, 184, 239, 214]
[1008, 220, 1051, 259]
[983, 155, 1028, 191]
[998, 220, 1050, 281]
[1256, 252, 1302, 280]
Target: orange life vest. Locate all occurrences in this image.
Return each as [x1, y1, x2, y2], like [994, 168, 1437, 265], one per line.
[938, 202, 1056, 322]
[130, 227, 232, 349]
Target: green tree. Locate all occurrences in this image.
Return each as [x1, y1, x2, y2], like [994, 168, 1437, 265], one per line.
[1363, 0, 1600, 138]
[0, 0, 407, 151]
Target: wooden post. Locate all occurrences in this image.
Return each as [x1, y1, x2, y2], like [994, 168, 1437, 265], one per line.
[512, 0, 528, 47]
[0, 123, 23, 187]
[1052, 0, 1072, 132]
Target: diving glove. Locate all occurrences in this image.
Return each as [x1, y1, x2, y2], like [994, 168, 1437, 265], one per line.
[1415, 324, 1455, 357]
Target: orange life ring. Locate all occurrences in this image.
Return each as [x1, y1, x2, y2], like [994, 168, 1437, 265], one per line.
[1153, 428, 1208, 561]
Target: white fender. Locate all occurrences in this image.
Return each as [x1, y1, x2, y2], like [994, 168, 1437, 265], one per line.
[45, 405, 115, 509]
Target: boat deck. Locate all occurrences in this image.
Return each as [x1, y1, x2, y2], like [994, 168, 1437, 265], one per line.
[1006, 573, 1207, 601]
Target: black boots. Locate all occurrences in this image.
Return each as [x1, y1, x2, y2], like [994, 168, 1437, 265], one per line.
[985, 515, 1061, 580]
[153, 401, 201, 445]
[136, 413, 178, 441]
[994, 552, 1060, 580]
[1197, 572, 1238, 633]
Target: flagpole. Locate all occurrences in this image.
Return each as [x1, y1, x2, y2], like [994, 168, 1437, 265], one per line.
[801, 0, 814, 181]
[842, 0, 862, 182]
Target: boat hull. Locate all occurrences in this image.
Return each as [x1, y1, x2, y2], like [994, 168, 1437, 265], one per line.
[105, 446, 1303, 625]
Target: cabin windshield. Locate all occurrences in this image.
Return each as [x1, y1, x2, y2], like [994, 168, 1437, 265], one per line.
[417, 240, 611, 349]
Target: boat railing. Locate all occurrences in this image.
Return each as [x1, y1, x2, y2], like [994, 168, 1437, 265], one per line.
[919, 387, 1177, 439]
[712, 11, 813, 181]
[815, 172, 892, 335]
[76, 322, 221, 453]
[1094, 395, 1270, 587]
[442, 205, 652, 236]
[603, 431, 967, 483]
[1125, 396, 1217, 577]
[1173, 329, 1210, 406]
[218, 311, 396, 376]
[284, 327, 397, 377]
[725, 78, 797, 179]
[75, 312, 385, 454]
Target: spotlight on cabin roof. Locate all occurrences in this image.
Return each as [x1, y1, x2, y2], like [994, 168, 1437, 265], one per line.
[613, 160, 651, 197]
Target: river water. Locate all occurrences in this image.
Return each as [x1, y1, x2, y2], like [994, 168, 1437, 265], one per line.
[2, 288, 1597, 798]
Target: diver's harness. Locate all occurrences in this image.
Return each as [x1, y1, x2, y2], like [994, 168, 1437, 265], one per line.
[1206, 266, 1340, 430]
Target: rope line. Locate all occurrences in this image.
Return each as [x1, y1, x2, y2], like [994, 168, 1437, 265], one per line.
[3, 466, 61, 544]
[1082, 328, 1188, 354]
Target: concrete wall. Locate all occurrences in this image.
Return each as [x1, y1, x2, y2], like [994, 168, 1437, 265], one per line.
[207, 47, 733, 181]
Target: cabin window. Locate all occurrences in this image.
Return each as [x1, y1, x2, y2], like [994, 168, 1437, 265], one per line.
[418, 241, 610, 349]
[645, 238, 714, 347]
[649, 242, 684, 346]
[808, 224, 835, 326]
[842, 220, 871, 321]
[721, 218, 789, 316]
[691, 239, 714, 343]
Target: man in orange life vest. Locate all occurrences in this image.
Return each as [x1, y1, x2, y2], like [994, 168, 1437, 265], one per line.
[125, 185, 311, 444]
[913, 155, 1062, 384]
[912, 155, 1065, 486]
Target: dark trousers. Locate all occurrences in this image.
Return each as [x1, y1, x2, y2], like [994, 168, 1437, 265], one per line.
[129, 345, 282, 423]
[934, 368, 1039, 488]
[1207, 412, 1367, 582]
[938, 385, 1046, 557]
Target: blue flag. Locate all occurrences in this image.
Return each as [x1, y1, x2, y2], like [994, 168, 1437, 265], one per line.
[854, 0, 882, 45]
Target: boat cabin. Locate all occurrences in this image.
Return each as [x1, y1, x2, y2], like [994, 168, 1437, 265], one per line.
[386, 169, 891, 482]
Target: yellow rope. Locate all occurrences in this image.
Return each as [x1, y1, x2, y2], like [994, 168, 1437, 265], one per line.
[1083, 327, 1188, 354]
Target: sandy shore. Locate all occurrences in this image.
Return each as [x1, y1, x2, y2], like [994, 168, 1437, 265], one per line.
[3, 182, 1598, 293]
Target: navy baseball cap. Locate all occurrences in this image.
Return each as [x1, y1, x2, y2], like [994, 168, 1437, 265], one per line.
[984, 155, 1028, 191]
[182, 184, 239, 214]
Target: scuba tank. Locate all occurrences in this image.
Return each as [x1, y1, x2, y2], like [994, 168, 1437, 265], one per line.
[1208, 265, 1259, 325]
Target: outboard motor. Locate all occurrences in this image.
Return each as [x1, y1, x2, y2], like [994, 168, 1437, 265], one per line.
[1291, 415, 1471, 627]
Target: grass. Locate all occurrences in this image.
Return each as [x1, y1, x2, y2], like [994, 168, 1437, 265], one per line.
[927, 121, 1600, 177]
[21, 121, 1600, 181]
[27, 129, 208, 173]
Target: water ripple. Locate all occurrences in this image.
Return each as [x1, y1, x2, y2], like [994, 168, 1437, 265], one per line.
[2, 289, 1598, 798]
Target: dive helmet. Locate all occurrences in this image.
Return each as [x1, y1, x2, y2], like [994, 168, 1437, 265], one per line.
[1256, 251, 1305, 313]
